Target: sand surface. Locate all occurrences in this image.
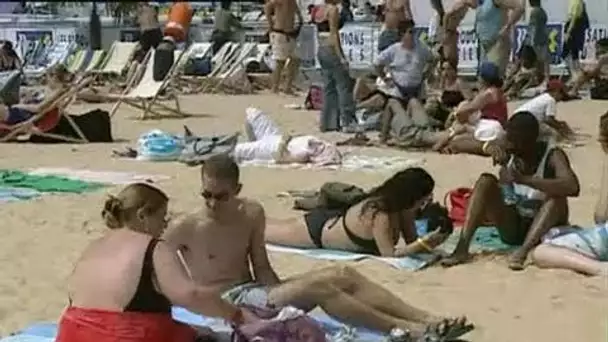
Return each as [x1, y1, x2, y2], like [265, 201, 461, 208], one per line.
[1, 94, 607, 341]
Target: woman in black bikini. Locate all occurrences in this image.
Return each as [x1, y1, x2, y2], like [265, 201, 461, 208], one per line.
[265, 168, 452, 256]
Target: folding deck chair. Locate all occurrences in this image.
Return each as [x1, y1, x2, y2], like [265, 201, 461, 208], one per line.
[0, 78, 92, 143]
[89, 42, 138, 77]
[67, 50, 89, 73]
[198, 42, 258, 93]
[84, 50, 106, 72]
[108, 49, 187, 120]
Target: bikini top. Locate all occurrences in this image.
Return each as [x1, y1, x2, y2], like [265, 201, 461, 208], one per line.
[124, 238, 172, 313]
[316, 14, 345, 33]
[329, 207, 379, 255]
[441, 90, 465, 108]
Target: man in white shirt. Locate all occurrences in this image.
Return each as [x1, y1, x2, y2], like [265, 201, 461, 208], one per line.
[514, 79, 574, 140]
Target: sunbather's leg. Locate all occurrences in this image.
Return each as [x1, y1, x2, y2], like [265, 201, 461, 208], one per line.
[353, 77, 375, 101]
[268, 266, 444, 334]
[568, 66, 598, 95]
[245, 108, 281, 141]
[532, 244, 608, 276]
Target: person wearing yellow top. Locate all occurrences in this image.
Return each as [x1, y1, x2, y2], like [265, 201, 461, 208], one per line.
[561, 0, 589, 73]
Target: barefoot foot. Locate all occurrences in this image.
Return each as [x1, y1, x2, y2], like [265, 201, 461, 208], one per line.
[440, 252, 470, 267]
[508, 250, 527, 271]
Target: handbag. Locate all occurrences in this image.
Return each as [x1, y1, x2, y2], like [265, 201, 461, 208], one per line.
[443, 187, 473, 226]
[231, 306, 327, 342]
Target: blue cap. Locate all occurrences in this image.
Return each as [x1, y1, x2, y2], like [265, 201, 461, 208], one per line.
[479, 61, 500, 83]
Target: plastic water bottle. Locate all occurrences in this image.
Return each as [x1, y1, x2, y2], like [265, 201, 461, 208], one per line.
[387, 328, 410, 342]
[501, 183, 517, 205]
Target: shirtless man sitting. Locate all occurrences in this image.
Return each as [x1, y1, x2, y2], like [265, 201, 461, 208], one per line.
[441, 111, 580, 270]
[378, 0, 413, 53]
[164, 154, 472, 340]
[265, 0, 303, 94]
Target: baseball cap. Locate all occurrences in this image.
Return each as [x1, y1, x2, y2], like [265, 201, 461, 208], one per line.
[546, 79, 565, 93]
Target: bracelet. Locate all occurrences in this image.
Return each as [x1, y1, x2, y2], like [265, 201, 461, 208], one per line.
[416, 237, 433, 253]
[482, 141, 491, 154]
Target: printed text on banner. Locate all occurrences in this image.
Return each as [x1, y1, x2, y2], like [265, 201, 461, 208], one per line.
[339, 24, 374, 69]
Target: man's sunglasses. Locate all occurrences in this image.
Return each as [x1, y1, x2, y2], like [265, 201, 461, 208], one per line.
[200, 190, 230, 201]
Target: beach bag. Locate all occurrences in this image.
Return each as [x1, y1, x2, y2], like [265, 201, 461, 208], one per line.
[136, 129, 183, 161]
[319, 182, 366, 210]
[444, 187, 473, 226]
[590, 79, 608, 100]
[178, 133, 239, 166]
[184, 57, 212, 76]
[231, 306, 326, 342]
[304, 85, 323, 110]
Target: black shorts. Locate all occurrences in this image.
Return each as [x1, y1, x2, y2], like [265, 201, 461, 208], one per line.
[140, 28, 163, 51]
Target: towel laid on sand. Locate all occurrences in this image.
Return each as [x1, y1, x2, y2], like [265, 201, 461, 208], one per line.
[0, 170, 104, 194]
[28, 168, 170, 185]
[241, 155, 424, 172]
[0, 187, 41, 203]
[267, 223, 515, 270]
[2, 308, 384, 342]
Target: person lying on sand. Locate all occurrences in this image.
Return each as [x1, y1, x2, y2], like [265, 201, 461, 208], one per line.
[442, 112, 580, 270]
[0, 65, 79, 126]
[431, 62, 508, 154]
[55, 183, 261, 342]
[531, 111, 608, 276]
[567, 39, 608, 97]
[265, 167, 453, 257]
[164, 155, 472, 340]
[513, 79, 575, 141]
[232, 107, 342, 165]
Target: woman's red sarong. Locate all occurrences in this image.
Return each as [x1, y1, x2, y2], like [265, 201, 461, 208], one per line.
[56, 307, 197, 342]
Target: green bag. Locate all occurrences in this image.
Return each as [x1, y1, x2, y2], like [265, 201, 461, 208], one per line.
[319, 182, 367, 210]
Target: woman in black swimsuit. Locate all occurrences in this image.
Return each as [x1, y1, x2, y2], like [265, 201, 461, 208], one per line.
[265, 168, 452, 256]
[56, 183, 259, 341]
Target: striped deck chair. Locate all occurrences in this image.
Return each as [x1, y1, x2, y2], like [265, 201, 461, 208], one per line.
[172, 42, 213, 91]
[108, 49, 187, 120]
[198, 42, 258, 93]
[24, 42, 75, 76]
[67, 50, 89, 73]
[90, 42, 138, 76]
[84, 50, 106, 72]
[0, 78, 92, 143]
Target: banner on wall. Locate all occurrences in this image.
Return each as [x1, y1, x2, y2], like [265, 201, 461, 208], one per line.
[339, 25, 374, 69]
[513, 24, 563, 64]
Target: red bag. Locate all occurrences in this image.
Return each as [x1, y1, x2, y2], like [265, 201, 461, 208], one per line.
[304, 85, 323, 110]
[444, 187, 473, 226]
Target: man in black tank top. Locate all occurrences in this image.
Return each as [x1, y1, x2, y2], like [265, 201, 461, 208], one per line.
[442, 111, 581, 270]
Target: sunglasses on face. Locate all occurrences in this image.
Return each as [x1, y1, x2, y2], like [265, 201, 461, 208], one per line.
[200, 190, 230, 201]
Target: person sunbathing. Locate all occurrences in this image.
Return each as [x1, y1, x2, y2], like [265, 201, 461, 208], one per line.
[232, 107, 342, 165]
[265, 167, 453, 257]
[432, 61, 508, 154]
[514, 79, 575, 141]
[503, 44, 543, 99]
[441, 112, 580, 270]
[55, 182, 261, 342]
[425, 58, 472, 126]
[0, 65, 75, 126]
[567, 49, 608, 97]
[531, 111, 608, 276]
[164, 155, 472, 340]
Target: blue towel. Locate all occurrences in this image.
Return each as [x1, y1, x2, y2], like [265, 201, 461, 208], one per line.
[267, 221, 516, 270]
[2, 308, 387, 342]
[0, 187, 41, 203]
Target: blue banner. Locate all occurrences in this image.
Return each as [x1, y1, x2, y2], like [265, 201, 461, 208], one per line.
[513, 24, 563, 64]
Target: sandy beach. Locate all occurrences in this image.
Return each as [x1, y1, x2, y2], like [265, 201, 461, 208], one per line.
[1, 93, 606, 341]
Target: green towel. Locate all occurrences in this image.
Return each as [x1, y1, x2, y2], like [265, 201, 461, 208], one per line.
[443, 226, 516, 253]
[0, 170, 105, 193]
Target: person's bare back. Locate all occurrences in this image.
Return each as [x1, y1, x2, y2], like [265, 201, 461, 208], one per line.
[267, 0, 298, 32]
[164, 198, 265, 291]
[384, 0, 412, 29]
[138, 4, 159, 31]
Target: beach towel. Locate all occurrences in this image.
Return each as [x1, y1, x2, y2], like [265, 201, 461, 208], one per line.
[267, 221, 514, 270]
[0, 187, 41, 203]
[28, 168, 170, 185]
[241, 155, 424, 173]
[136, 130, 184, 162]
[0, 170, 104, 194]
[2, 308, 381, 342]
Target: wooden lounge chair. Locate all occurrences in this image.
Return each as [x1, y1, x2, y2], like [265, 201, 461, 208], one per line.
[108, 49, 187, 120]
[0, 78, 92, 143]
